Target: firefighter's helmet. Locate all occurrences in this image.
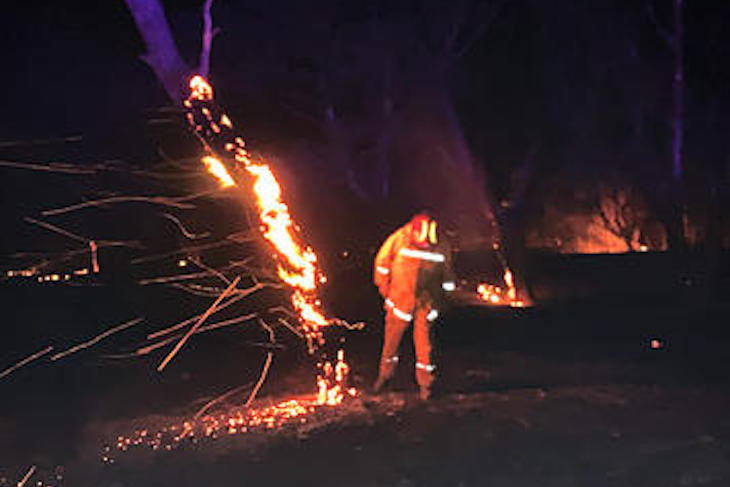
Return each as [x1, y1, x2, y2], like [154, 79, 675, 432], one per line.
[409, 212, 438, 249]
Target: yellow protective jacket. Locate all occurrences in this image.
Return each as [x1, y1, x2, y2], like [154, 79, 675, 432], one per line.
[373, 224, 456, 320]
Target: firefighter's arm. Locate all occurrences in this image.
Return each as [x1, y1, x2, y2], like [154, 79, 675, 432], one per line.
[440, 239, 457, 294]
[373, 231, 398, 296]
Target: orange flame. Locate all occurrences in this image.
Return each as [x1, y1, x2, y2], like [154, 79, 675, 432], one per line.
[189, 75, 213, 101]
[201, 155, 236, 188]
[476, 267, 527, 307]
[316, 349, 355, 406]
[186, 75, 334, 349]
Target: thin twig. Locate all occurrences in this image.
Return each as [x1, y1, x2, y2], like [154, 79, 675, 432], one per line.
[131, 239, 236, 264]
[0, 134, 81, 148]
[157, 276, 241, 371]
[244, 319, 276, 407]
[277, 317, 303, 338]
[244, 353, 272, 407]
[161, 213, 210, 240]
[51, 318, 144, 361]
[40, 190, 220, 217]
[193, 381, 254, 420]
[136, 313, 258, 356]
[188, 256, 230, 285]
[24, 217, 89, 244]
[138, 270, 218, 286]
[0, 346, 53, 380]
[169, 283, 223, 297]
[41, 195, 195, 216]
[147, 293, 247, 339]
[16, 465, 36, 487]
[0, 160, 94, 174]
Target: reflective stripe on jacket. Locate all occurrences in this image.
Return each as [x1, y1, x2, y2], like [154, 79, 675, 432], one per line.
[373, 223, 456, 316]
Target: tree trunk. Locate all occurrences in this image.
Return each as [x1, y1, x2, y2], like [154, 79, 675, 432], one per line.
[125, 0, 192, 100]
[672, 0, 684, 182]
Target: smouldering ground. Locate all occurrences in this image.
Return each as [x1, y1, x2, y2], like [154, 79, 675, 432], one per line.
[3, 287, 730, 487]
[71, 382, 730, 486]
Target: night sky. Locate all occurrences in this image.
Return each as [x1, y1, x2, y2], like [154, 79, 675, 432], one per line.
[1, 1, 729, 253]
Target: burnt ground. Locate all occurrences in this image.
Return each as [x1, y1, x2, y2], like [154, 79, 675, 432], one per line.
[78, 385, 730, 487]
[1, 252, 730, 486]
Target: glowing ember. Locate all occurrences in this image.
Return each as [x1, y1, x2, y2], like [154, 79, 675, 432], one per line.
[476, 267, 526, 307]
[184, 75, 353, 350]
[104, 350, 357, 461]
[105, 398, 316, 460]
[201, 155, 235, 188]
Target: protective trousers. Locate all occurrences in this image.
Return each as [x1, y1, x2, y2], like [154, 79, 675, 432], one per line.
[378, 305, 436, 392]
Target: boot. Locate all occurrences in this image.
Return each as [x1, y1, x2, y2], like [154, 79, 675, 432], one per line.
[419, 386, 432, 401]
[372, 376, 387, 394]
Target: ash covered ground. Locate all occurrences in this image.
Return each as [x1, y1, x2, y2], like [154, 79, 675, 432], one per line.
[1, 252, 730, 487]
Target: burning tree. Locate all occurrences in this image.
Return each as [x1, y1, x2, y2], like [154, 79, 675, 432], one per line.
[1, 0, 515, 412]
[123, 0, 506, 249]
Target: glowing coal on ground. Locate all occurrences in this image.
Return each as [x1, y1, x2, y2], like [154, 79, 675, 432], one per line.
[103, 350, 356, 462]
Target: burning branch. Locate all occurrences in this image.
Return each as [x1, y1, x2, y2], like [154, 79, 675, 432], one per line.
[184, 75, 362, 351]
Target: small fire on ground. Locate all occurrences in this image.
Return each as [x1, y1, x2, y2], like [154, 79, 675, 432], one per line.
[103, 350, 356, 462]
[476, 268, 527, 307]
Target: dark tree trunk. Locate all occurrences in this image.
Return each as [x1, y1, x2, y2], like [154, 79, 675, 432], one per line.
[672, 0, 684, 182]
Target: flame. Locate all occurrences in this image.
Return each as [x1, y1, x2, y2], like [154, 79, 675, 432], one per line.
[184, 75, 343, 350]
[476, 267, 527, 307]
[201, 155, 236, 188]
[316, 349, 355, 406]
[189, 75, 213, 101]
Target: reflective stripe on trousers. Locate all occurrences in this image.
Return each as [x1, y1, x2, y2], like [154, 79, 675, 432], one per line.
[385, 299, 413, 321]
[416, 362, 436, 373]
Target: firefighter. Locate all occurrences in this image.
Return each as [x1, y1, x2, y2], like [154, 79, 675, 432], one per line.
[372, 212, 456, 400]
